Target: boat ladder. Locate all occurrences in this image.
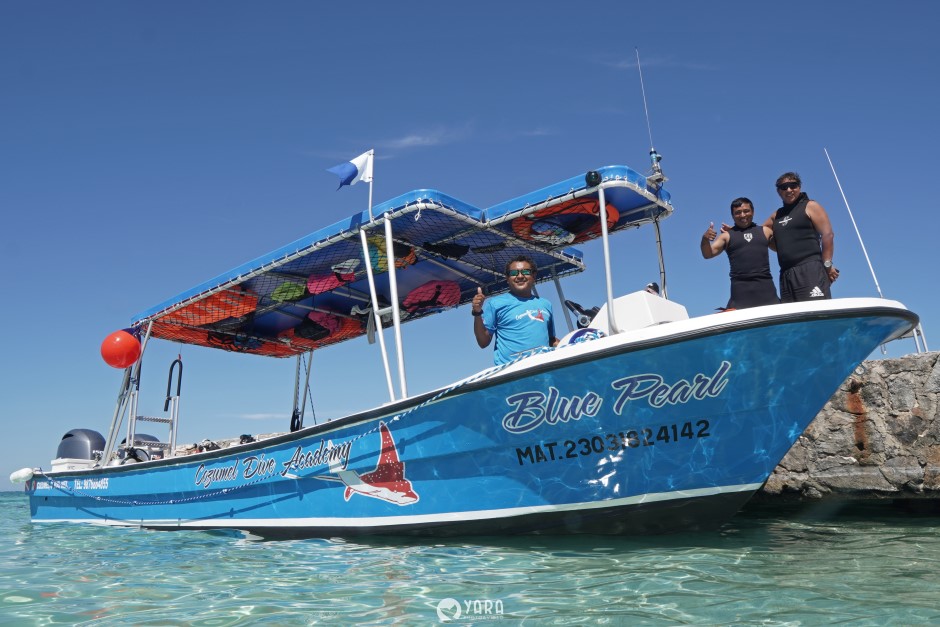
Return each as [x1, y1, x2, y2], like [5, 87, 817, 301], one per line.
[125, 358, 182, 460]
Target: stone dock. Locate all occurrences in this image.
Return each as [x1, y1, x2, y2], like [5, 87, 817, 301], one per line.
[755, 350, 940, 504]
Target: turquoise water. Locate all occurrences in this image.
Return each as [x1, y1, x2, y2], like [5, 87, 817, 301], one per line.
[1, 493, 938, 626]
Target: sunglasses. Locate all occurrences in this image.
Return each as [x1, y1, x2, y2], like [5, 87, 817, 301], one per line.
[776, 182, 800, 191]
[507, 269, 533, 277]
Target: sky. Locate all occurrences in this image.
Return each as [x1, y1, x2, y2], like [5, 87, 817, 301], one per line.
[2, 1, 938, 483]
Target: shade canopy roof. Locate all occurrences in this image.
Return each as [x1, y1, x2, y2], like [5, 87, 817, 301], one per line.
[131, 165, 672, 357]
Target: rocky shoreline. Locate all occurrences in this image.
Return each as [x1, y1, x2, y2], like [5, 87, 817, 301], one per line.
[754, 350, 940, 504]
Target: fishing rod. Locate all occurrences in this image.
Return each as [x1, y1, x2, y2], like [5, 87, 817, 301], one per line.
[824, 148, 884, 298]
[824, 148, 928, 352]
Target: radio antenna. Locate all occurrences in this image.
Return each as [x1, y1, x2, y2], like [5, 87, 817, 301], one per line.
[637, 48, 655, 149]
[636, 48, 664, 186]
[635, 48, 668, 299]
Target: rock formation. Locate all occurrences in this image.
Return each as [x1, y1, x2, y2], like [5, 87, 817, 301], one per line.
[758, 351, 940, 502]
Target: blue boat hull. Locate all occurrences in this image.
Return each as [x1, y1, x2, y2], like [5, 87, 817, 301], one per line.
[26, 302, 917, 536]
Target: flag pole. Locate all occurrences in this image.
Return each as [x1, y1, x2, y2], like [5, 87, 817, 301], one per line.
[367, 149, 374, 222]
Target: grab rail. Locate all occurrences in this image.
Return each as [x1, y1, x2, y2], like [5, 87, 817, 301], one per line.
[164, 358, 183, 411]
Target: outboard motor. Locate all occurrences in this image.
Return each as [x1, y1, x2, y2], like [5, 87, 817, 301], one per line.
[56, 429, 105, 462]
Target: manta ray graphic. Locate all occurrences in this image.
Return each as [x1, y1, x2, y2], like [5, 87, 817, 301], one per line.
[526, 309, 545, 322]
[315, 422, 419, 505]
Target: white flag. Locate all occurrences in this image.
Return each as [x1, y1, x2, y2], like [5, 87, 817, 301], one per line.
[327, 150, 373, 189]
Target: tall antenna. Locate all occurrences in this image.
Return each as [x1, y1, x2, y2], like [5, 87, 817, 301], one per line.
[636, 48, 655, 150]
[636, 48, 664, 186]
[635, 48, 668, 298]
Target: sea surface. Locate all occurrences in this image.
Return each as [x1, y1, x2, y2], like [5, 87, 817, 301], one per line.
[1, 492, 938, 626]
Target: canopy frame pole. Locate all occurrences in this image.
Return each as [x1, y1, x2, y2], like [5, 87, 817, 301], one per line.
[359, 228, 396, 401]
[653, 217, 668, 299]
[289, 354, 303, 431]
[293, 354, 302, 412]
[299, 351, 315, 426]
[597, 185, 621, 334]
[384, 216, 408, 398]
[551, 268, 574, 333]
[125, 382, 140, 456]
[99, 370, 131, 468]
[99, 321, 153, 467]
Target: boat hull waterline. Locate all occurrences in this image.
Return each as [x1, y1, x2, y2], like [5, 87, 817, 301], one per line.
[26, 302, 916, 537]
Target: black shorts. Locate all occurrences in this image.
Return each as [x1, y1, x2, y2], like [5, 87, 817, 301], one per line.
[728, 276, 779, 309]
[779, 259, 831, 303]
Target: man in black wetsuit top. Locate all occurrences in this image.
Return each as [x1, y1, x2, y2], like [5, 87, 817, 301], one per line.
[762, 172, 839, 302]
[701, 197, 779, 309]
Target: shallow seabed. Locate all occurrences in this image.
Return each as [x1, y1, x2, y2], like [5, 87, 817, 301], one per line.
[1, 494, 938, 626]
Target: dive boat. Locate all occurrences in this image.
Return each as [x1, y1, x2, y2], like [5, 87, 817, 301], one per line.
[14, 163, 918, 537]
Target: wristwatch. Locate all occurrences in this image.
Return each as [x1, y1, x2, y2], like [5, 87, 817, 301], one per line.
[471, 309, 483, 317]
[823, 259, 833, 269]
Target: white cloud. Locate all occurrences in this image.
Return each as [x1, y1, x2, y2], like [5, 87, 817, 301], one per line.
[238, 413, 283, 421]
[310, 120, 554, 162]
[378, 123, 474, 151]
[519, 127, 556, 137]
[382, 133, 443, 149]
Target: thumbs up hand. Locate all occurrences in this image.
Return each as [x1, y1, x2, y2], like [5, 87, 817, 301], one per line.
[703, 221, 717, 241]
[472, 287, 485, 315]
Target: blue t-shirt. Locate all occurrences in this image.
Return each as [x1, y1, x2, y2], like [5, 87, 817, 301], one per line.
[482, 293, 556, 365]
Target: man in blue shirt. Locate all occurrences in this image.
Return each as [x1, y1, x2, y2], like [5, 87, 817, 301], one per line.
[471, 255, 558, 365]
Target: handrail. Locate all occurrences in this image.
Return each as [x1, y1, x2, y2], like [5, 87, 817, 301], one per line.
[164, 358, 183, 411]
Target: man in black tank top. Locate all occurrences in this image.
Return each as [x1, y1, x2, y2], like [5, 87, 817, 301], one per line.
[762, 172, 840, 302]
[701, 197, 779, 309]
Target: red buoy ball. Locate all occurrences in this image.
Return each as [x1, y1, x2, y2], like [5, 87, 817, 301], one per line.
[101, 330, 141, 368]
